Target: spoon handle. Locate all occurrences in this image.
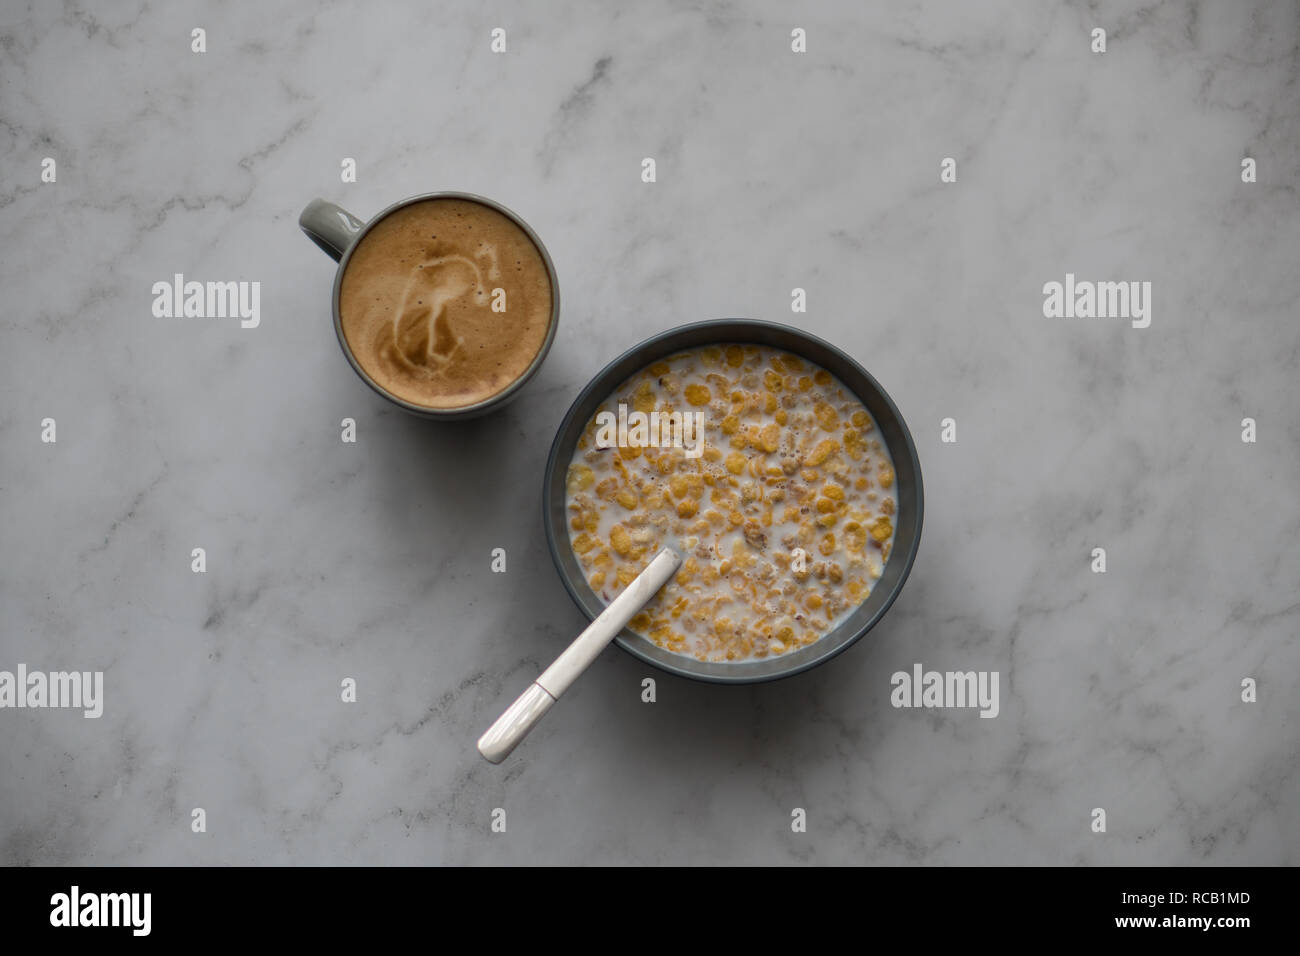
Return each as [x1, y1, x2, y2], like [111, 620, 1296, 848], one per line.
[477, 546, 681, 763]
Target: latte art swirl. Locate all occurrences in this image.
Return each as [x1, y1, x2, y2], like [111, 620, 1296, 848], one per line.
[339, 198, 553, 409]
[386, 253, 493, 372]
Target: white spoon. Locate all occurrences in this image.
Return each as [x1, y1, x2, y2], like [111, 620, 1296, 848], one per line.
[477, 546, 682, 763]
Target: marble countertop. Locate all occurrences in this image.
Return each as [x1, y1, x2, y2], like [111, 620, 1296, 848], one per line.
[2, 0, 1297, 865]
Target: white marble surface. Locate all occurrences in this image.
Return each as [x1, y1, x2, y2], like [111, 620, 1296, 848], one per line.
[2, 0, 1298, 865]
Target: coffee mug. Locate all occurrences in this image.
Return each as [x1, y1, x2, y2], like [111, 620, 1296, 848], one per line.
[299, 192, 560, 419]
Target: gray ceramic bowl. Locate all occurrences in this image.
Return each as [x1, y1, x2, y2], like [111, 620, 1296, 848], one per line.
[543, 319, 923, 683]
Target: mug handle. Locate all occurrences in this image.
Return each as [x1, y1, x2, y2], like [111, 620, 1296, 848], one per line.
[299, 198, 366, 262]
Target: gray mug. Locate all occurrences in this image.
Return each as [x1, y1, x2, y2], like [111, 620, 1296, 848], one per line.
[299, 192, 560, 419]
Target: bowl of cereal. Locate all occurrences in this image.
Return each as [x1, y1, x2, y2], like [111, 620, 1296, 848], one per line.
[544, 319, 923, 683]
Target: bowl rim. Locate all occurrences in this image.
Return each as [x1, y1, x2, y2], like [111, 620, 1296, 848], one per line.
[542, 318, 924, 684]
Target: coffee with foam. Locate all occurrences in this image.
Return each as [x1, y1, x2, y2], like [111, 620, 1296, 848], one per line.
[339, 198, 553, 409]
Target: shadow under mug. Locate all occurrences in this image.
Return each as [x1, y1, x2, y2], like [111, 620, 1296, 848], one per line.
[298, 192, 561, 420]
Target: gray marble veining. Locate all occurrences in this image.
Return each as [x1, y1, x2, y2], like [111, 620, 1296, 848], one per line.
[1, 0, 1297, 865]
